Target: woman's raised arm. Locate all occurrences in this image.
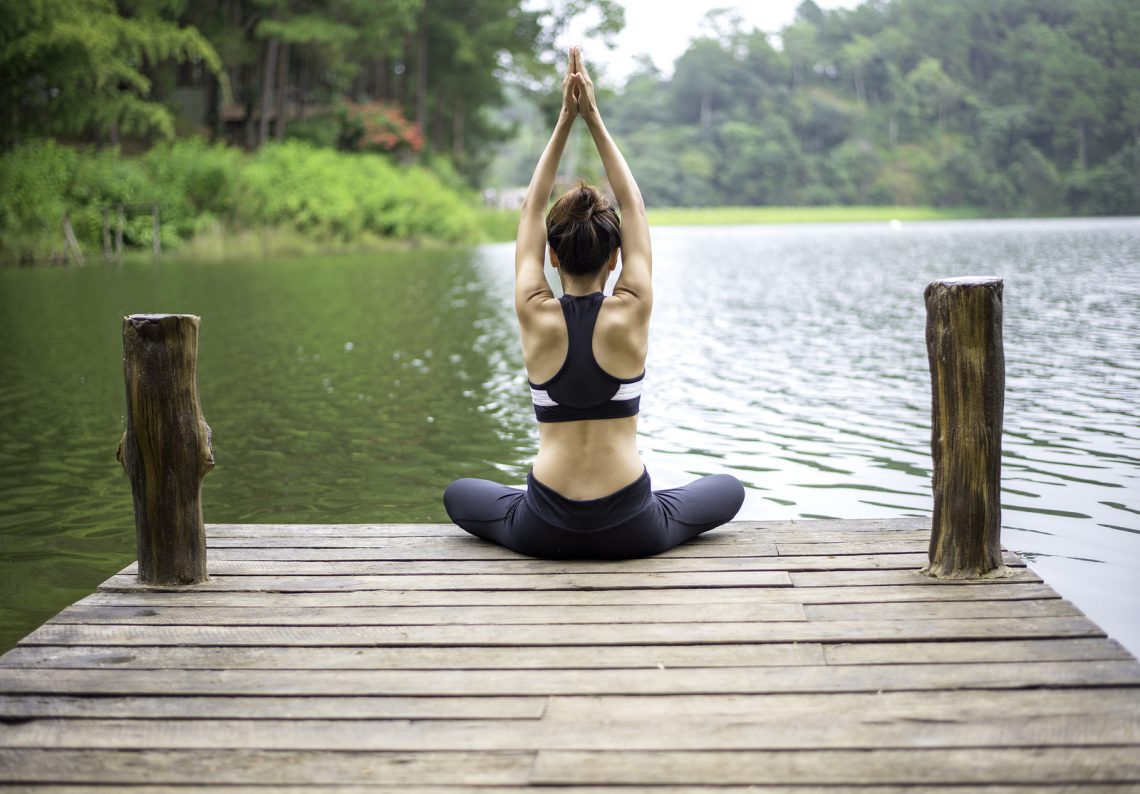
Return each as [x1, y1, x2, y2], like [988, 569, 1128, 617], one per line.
[514, 49, 579, 315]
[572, 50, 652, 309]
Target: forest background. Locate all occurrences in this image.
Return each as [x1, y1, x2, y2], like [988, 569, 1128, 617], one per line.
[2, 0, 1138, 264]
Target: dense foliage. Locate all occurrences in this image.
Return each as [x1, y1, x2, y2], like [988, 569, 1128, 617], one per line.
[0, 138, 482, 262]
[565, 0, 1140, 215]
[1, 0, 622, 176]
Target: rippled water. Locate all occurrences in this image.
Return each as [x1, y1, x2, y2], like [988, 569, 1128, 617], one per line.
[1, 218, 1137, 656]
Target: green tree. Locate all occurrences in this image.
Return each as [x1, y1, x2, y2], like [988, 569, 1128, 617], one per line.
[0, 0, 225, 148]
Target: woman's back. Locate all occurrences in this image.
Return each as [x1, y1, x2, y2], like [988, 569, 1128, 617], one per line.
[524, 292, 648, 499]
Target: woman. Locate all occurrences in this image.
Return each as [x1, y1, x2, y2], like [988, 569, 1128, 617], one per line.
[443, 47, 744, 559]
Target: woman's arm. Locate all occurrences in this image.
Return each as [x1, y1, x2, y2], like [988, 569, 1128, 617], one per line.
[573, 52, 652, 309]
[515, 50, 579, 315]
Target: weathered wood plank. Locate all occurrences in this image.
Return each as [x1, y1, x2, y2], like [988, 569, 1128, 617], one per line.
[791, 568, 1040, 587]
[822, 638, 1135, 665]
[529, 748, 1140, 785]
[42, 599, 1078, 629]
[805, 599, 1080, 621]
[4, 638, 1125, 672]
[2, 661, 1136, 697]
[0, 694, 545, 720]
[0, 749, 534, 786]
[70, 581, 1060, 609]
[5, 713, 1139, 751]
[201, 518, 928, 538]
[3, 643, 820, 671]
[202, 530, 933, 548]
[202, 543, 789, 560]
[543, 688, 1140, 722]
[14, 616, 1104, 649]
[3, 786, 1138, 794]
[98, 570, 792, 592]
[777, 541, 928, 555]
[117, 551, 1014, 576]
[45, 603, 808, 626]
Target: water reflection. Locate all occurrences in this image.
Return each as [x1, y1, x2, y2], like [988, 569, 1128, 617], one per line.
[0, 250, 523, 649]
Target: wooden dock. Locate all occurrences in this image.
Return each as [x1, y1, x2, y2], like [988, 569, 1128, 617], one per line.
[2, 517, 1139, 791]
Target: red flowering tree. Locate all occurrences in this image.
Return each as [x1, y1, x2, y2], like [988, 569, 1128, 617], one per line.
[336, 101, 424, 155]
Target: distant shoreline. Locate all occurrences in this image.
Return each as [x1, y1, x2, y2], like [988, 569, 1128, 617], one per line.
[646, 206, 982, 226]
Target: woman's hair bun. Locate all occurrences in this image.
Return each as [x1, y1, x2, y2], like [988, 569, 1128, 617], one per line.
[545, 181, 622, 277]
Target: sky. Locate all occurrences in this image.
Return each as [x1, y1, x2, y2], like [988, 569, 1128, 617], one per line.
[554, 0, 864, 86]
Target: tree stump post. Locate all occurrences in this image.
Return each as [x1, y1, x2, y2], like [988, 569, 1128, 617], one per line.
[117, 314, 214, 585]
[922, 277, 1010, 579]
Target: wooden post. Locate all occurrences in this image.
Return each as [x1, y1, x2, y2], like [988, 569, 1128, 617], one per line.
[922, 277, 1010, 579]
[115, 204, 124, 263]
[62, 212, 85, 266]
[151, 204, 161, 259]
[117, 314, 214, 585]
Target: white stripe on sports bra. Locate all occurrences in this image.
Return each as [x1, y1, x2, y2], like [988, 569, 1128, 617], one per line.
[531, 381, 642, 409]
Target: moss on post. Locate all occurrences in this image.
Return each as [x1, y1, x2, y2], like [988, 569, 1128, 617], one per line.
[117, 314, 214, 585]
[923, 277, 1011, 579]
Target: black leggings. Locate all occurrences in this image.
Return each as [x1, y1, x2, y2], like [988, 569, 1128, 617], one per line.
[443, 468, 745, 559]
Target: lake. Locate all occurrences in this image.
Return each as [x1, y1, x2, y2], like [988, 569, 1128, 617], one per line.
[1, 217, 1137, 656]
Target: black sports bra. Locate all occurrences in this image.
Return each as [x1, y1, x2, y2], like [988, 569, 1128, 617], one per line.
[528, 292, 644, 423]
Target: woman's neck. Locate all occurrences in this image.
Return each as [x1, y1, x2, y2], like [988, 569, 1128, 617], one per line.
[561, 276, 606, 296]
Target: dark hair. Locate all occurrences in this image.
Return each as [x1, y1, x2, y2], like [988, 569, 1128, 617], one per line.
[545, 182, 621, 277]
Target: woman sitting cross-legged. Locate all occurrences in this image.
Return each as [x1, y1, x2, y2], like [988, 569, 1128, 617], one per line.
[443, 46, 745, 559]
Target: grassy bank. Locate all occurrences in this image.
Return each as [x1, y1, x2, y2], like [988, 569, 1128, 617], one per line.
[0, 138, 487, 265]
[646, 205, 981, 226]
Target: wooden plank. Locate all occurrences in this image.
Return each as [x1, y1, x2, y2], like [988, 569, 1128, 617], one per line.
[0, 643, 826, 671]
[41, 600, 1077, 629]
[201, 518, 929, 538]
[791, 568, 1041, 586]
[203, 530, 933, 548]
[70, 581, 1062, 609]
[0, 749, 534, 786]
[45, 603, 808, 627]
[806, 599, 1081, 621]
[204, 543, 844, 560]
[97, 570, 793, 592]
[543, 688, 1140, 722]
[4, 787, 1139, 794]
[2, 661, 1137, 696]
[3, 786, 1138, 794]
[777, 541, 928, 555]
[116, 551, 1007, 576]
[0, 694, 545, 720]
[4, 638, 1126, 672]
[4, 713, 1139, 751]
[529, 748, 1140, 785]
[14, 616, 1104, 649]
[823, 638, 1135, 665]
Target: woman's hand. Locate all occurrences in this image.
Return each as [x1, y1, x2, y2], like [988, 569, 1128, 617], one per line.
[560, 47, 579, 122]
[569, 46, 600, 124]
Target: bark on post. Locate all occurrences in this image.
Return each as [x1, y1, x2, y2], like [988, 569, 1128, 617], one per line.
[117, 314, 214, 584]
[923, 277, 1010, 579]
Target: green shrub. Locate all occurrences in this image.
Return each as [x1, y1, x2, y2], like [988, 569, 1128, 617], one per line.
[1, 136, 487, 263]
[236, 140, 479, 243]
